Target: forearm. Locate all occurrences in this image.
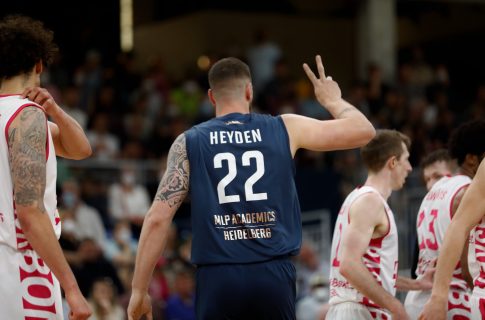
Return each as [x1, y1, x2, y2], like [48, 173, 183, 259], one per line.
[19, 210, 80, 293]
[131, 208, 173, 292]
[341, 259, 400, 312]
[431, 222, 469, 298]
[324, 99, 375, 143]
[50, 108, 91, 159]
[396, 276, 423, 291]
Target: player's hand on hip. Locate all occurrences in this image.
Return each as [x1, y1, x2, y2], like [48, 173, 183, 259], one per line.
[302, 55, 342, 108]
[418, 296, 447, 320]
[418, 258, 436, 290]
[127, 290, 153, 320]
[21, 87, 61, 117]
[65, 289, 92, 320]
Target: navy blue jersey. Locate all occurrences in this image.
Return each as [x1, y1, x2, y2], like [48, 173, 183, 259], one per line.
[185, 112, 301, 265]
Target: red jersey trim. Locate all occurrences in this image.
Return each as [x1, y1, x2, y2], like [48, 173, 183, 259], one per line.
[348, 188, 391, 245]
[449, 183, 471, 219]
[4, 103, 49, 161]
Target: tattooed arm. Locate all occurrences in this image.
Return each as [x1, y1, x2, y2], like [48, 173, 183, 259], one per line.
[8, 107, 91, 318]
[128, 133, 189, 320]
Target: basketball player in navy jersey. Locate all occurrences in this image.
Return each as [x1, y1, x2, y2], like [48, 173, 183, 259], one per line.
[128, 55, 376, 320]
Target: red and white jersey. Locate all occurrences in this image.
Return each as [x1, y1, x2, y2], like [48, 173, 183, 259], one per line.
[0, 95, 60, 250]
[472, 220, 485, 296]
[329, 186, 398, 315]
[414, 175, 471, 292]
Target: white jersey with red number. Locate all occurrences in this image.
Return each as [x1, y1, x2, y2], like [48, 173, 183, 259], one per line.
[0, 95, 63, 319]
[405, 175, 472, 319]
[473, 220, 485, 296]
[473, 221, 485, 319]
[329, 186, 398, 318]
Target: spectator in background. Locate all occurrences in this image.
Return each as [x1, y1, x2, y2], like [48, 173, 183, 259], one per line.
[165, 268, 196, 320]
[61, 179, 107, 247]
[246, 28, 282, 95]
[87, 113, 120, 160]
[89, 278, 125, 320]
[108, 164, 151, 237]
[295, 241, 325, 301]
[73, 238, 125, 297]
[104, 220, 138, 289]
[75, 49, 103, 114]
[296, 273, 330, 320]
[60, 85, 88, 129]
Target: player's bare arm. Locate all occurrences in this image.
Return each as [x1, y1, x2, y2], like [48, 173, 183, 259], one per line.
[449, 185, 474, 288]
[339, 193, 407, 319]
[282, 55, 375, 156]
[8, 106, 91, 319]
[128, 133, 190, 320]
[22, 87, 92, 160]
[396, 267, 435, 291]
[420, 161, 485, 320]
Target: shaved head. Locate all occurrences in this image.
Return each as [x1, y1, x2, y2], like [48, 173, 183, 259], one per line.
[208, 57, 252, 99]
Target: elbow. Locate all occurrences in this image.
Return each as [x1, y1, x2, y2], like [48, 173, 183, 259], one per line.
[75, 144, 93, 160]
[144, 208, 174, 230]
[339, 258, 354, 279]
[16, 206, 37, 233]
[360, 121, 376, 146]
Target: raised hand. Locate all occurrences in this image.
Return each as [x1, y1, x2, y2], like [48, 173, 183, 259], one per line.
[22, 87, 61, 118]
[302, 55, 342, 107]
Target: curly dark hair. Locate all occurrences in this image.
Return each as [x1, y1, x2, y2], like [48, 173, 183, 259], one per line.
[449, 120, 485, 165]
[0, 15, 58, 79]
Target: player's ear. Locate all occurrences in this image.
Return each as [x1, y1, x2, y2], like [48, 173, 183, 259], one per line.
[388, 156, 397, 169]
[464, 153, 481, 173]
[245, 82, 253, 102]
[34, 60, 43, 74]
[208, 89, 216, 107]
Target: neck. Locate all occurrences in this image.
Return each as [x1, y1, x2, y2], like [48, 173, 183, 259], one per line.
[215, 101, 250, 117]
[364, 171, 393, 200]
[457, 165, 475, 179]
[0, 74, 36, 95]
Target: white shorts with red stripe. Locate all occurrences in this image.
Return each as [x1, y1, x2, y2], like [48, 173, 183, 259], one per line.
[326, 301, 390, 320]
[0, 244, 63, 319]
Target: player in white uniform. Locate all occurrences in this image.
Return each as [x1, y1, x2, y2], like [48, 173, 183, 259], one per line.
[327, 130, 432, 320]
[405, 175, 472, 319]
[419, 120, 485, 320]
[410, 150, 456, 280]
[0, 15, 92, 319]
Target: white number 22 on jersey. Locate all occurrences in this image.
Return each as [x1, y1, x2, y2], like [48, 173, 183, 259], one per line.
[213, 150, 268, 204]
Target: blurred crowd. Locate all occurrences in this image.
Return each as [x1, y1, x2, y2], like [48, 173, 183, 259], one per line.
[48, 31, 484, 319]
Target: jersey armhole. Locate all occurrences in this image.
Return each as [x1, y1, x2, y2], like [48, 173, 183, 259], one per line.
[449, 183, 471, 219]
[347, 190, 391, 242]
[276, 115, 295, 174]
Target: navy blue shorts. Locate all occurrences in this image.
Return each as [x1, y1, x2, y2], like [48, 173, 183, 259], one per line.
[195, 258, 296, 320]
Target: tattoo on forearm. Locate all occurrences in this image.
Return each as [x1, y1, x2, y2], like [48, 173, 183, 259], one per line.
[336, 107, 356, 118]
[155, 134, 189, 208]
[8, 107, 47, 212]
